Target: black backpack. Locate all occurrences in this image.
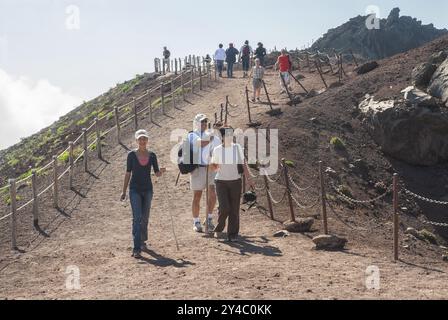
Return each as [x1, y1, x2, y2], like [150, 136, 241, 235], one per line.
[178, 132, 199, 175]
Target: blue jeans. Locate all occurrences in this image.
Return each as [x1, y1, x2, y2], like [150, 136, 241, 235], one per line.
[129, 189, 153, 252]
[217, 60, 224, 75]
[242, 56, 250, 72]
[227, 62, 234, 77]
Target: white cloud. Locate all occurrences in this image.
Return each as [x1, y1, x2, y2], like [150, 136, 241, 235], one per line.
[0, 68, 83, 150]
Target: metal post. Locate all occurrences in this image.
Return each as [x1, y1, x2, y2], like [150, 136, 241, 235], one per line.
[393, 174, 399, 262]
[282, 159, 296, 222]
[162, 58, 166, 75]
[319, 161, 328, 235]
[31, 170, 39, 229]
[95, 118, 102, 159]
[69, 141, 74, 189]
[225, 101, 228, 125]
[350, 49, 358, 67]
[133, 98, 138, 130]
[82, 128, 88, 172]
[53, 156, 58, 209]
[114, 107, 121, 144]
[9, 179, 17, 250]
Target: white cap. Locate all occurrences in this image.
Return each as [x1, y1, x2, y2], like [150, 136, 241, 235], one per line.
[135, 129, 149, 140]
[194, 114, 208, 123]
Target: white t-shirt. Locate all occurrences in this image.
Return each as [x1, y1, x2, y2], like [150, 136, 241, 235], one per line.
[214, 48, 226, 61]
[211, 143, 245, 181]
[188, 131, 222, 166]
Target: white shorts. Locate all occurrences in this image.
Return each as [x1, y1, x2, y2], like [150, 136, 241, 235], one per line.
[190, 167, 216, 191]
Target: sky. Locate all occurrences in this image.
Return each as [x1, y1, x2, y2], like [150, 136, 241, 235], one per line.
[0, 0, 447, 150]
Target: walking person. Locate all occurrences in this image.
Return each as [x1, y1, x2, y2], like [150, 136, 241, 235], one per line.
[249, 58, 265, 102]
[225, 43, 239, 78]
[163, 46, 171, 72]
[211, 127, 254, 242]
[239, 40, 253, 78]
[214, 44, 226, 77]
[275, 49, 293, 93]
[254, 42, 267, 67]
[204, 54, 212, 74]
[188, 114, 222, 233]
[121, 130, 166, 259]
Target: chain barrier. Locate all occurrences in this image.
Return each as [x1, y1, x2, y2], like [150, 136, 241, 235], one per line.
[287, 173, 314, 192]
[329, 181, 392, 205]
[290, 192, 320, 210]
[403, 188, 448, 206]
[267, 189, 288, 205]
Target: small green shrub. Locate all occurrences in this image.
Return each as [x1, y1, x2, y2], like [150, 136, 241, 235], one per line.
[419, 229, 438, 245]
[330, 137, 346, 150]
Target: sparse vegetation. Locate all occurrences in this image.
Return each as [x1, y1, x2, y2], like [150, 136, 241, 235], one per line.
[330, 137, 346, 150]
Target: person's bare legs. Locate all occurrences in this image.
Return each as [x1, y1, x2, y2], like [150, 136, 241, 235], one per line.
[192, 191, 203, 219]
[208, 185, 217, 217]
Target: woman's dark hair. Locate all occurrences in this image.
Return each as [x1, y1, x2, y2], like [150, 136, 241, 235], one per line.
[219, 127, 234, 140]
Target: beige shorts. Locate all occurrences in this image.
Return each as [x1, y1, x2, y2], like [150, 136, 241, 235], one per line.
[190, 167, 216, 191]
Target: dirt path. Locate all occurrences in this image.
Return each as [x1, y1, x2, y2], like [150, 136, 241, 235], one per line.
[1, 70, 448, 300]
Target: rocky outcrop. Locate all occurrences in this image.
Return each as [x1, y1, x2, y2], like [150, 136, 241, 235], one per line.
[311, 8, 448, 60]
[356, 61, 379, 75]
[284, 218, 314, 233]
[428, 58, 448, 106]
[359, 95, 448, 166]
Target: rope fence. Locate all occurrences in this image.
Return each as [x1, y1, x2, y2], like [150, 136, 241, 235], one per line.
[0, 54, 219, 251]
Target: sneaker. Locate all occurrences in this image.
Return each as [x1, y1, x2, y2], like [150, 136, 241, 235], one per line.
[132, 251, 142, 259]
[193, 221, 203, 233]
[228, 235, 240, 243]
[206, 219, 215, 232]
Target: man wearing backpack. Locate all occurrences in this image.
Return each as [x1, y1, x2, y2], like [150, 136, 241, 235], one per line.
[163, 46, 171, 72]
[239, 40, 253, 78]
[255, 42, 267, 67]
[225, 43, 239, 78]
[186, 114, 222, 233]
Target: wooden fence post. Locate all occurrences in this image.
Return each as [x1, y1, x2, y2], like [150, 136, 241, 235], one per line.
[181, 72, 186, 101]
[288, 71, 309, 94]
[69, 141, 74, 189]
[262, 80, 274, 111]
[133, 98, 138, 130]
[280, 73, 294, 104]
[199, 66, 203, 90]
[114, 106, 121, 144]
[220, 103, 224, 123]
[190, 68, 194, 93]
[162, 58, 166, 75]
[53, 156, 59, 209]
[31, 170, 39, 229]
[315, 60, 328, 89]
[350, 49, 358, 67]
[95, 118, 102, 160]
[319, 161, 328, 235]
[9, 179, 17, 250]
[148, 91, 153, 123]
[282, 159, 296, 222]
[161, 82, 166, 115]
[82, 128, 88, 172]
[263, 174, 275, 220]
[171, 80, 176, 109]
[225, 101, 228, 125]
[245, 86, 253, 124]
[393, 173, 399, 262]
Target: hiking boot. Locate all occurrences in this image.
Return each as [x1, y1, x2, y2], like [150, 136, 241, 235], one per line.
[215, 232, 227, 240]
[132, 251, 142, 259]
[194, 221, 203, 233]
[205, 219, 215, 233]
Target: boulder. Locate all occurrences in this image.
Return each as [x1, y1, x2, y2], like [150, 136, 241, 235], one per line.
[284, 218, 314, 233]
[428, 58, 448, 107]
[401, 86, 441, 108]
[405, 227, 422, 240]
[312, 235, 348, 251]
[273, 230, 290, 238]
[359, 95, 448, 166]
[356, 61, 379, 75]
[429, 51, 448, 65]
[412, 63, 437, 89]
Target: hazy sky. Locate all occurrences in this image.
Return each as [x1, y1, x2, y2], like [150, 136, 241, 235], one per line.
[0, 0, 447, 149]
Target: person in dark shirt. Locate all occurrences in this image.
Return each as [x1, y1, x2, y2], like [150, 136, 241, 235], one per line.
[121, 129, 166, 259]
[225, 43, 239, 78]
[255, 42, 267, 67]
[163, 46, 171, 72]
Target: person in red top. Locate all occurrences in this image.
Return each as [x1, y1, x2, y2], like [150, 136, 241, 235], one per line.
[275, 49, 293, 93]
